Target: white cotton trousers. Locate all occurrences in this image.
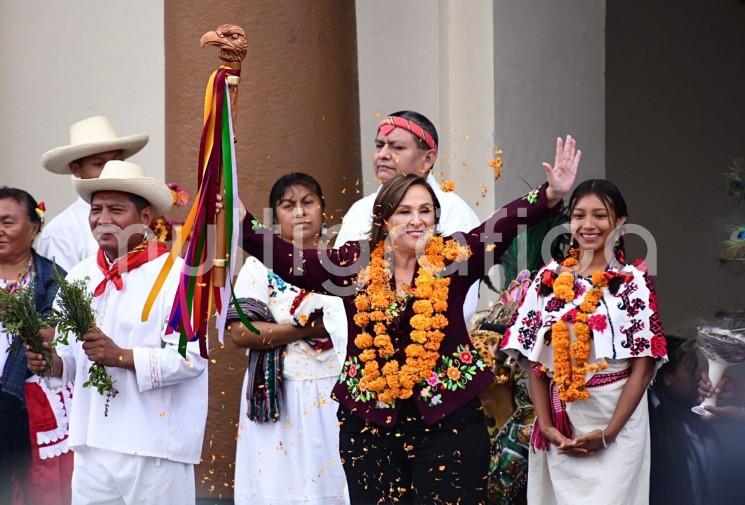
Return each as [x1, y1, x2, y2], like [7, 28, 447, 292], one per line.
[71, 446, 195, 505]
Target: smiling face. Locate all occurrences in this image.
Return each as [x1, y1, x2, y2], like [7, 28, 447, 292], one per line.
[373, 128, 436, 183]
[0, 198, 39, 264]
[274, 184, 324, 247]
[385, 184, 436, 254]
[89, 191, 154, 258]
[569, 193, 625, 253]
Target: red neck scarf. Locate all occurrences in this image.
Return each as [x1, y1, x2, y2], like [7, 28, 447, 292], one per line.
[94, 241, 169, 297]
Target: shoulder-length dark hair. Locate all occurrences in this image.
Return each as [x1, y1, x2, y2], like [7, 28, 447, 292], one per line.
[268, 172, 325, 223]
[369, 174, 441, 249]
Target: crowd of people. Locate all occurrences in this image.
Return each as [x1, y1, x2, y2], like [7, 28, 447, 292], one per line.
[1, 111, 743, 505]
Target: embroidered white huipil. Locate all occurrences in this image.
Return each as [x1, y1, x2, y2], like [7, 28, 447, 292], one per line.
[36, 197, 98, 272]
[54, 253, 208, 464]
[232, 256, 349, 505]
[502, 261, 667, 505]
[335, 172, 481, 324]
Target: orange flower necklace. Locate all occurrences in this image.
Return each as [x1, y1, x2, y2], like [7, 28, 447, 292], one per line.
[352, 236, 471, 406]
[551, 249, 609, 402]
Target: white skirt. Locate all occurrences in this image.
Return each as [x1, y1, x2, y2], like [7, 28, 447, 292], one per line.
[234, 373, 350, 505]
[528, 362, 650, 505]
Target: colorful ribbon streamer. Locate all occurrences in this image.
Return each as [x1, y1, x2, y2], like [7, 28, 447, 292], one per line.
[141, 66, 249, 358]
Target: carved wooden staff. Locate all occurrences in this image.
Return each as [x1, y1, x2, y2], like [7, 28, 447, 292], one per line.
[200, 24, 248, 287]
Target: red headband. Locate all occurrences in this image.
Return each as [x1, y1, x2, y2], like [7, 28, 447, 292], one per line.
[377, 116, 438, 151]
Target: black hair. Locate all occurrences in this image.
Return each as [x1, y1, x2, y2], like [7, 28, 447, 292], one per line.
[389, 110, 439, 149]
[567, 179, 628, 221]
[268, 173, 326, 222]
[90, 191, 152, 212]
[567, 179, 629, 263]
[0, 186, 42, 226]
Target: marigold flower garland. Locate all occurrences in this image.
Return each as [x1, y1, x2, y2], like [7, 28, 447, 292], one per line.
[352, 236, 471, 405]
[551, 251, 609, 402]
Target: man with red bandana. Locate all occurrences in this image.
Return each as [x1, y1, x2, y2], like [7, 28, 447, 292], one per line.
[335, 110, 481, 323]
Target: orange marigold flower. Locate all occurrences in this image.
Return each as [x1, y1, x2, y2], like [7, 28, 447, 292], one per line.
[591, 271, 608, 287]
[373, 334, 392, 349]
[433, 300, 448, 312]
[354, 295, 371, 311]
[412, 300, 434, 316]
[373, 322, 387, 335]
[381, 360, 400, 375]
[354, 332, 374, 349]
[414, 285, 434, 299]
[447, 366, 461, 381]
[385, 374, 401, 389]
[353, 312, 370, 327]
[370, 293, 389, 309]
[368, 377, 387, 392]
[562, 258, 579, 268]
[440, 180, 456, 192]
[410, 314, 432, 331]
[359, 349, 377, 362]
[430, 314, 448, 330]
[411, 330, 428, 344]
[406, 344, 424, 358]
[399, 388, 414, 400]
[379, 344, 395, 358]
[377, 390, 394, 404]
[369, 310, 386, 322]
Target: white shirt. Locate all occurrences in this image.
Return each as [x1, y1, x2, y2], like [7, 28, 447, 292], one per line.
[36, 198, 99, 272]
[54, 253, 208, 464]
[0, 279, 11, 375]
[234, 256, 346, 380]
[335, 172, 481, 324]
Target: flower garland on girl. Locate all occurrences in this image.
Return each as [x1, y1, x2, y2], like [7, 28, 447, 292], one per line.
[550, 248, 610, 402]
[352, 236, 471, 406]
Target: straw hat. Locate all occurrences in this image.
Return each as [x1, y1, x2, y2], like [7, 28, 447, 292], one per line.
[41, 116, 149, 174]
[73, 161, 173, 217]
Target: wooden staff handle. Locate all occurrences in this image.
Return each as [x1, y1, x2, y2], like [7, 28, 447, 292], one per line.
[213, 67, 241, 287]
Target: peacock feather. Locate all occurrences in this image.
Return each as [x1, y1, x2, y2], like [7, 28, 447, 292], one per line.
[719, 225, 745, 261]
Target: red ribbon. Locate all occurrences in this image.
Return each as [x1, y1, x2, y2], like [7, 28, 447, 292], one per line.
[94, 242, 169, 297]
[378, 116, 437, 151]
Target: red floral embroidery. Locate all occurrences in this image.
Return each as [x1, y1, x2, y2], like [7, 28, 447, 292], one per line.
[651, 336, 667, 358]
[348, 364, 358, 378]
[562, 308, 579, 323]
[460, 350, 474, 364]
[587, 314, 608, 332]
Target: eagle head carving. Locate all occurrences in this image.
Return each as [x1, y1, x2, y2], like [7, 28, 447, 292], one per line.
[200, 24, 248, 63]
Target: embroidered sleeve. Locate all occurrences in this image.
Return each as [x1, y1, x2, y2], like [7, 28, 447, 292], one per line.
[132, 338, 207, 393]
[614, 266, 667, 362]
[500, 266, 552, 357]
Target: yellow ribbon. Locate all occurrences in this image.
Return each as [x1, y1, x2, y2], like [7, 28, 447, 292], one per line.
[141, 70, 220, 321]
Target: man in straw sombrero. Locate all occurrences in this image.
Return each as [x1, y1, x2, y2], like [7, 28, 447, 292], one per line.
[27, 161, 208, 505]
[36, 116, 149, 271]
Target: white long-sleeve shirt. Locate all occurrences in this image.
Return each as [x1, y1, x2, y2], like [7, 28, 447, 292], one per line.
[55, 253, 208, 464]
[335, 172, 481, 324]
[36, 197, 98, 272]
